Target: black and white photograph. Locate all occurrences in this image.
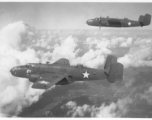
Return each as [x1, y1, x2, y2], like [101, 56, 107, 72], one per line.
[0, 1, 152, 118]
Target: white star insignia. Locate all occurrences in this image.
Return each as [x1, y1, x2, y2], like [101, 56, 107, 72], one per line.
[128, 21, 131, 26]
[27, 69, 31, 74]
[82, 71, 90, 78]
[39, 81, 49, 85]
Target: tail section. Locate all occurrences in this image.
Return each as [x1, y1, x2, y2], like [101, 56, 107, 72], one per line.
[143, 14, 151, 26]
[104, 55, 124, 83]
[138, 14, 151, 26]
[138, 15, 144, 26]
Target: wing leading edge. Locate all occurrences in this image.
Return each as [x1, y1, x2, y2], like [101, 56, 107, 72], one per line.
[32, 73, 74, 89]
[32, 74, 65, 89]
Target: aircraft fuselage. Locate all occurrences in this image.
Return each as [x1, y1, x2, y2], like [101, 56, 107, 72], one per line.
[10, 56, 124, 89]
[10, 63, 107, 82]
[87, 17, 142, 27]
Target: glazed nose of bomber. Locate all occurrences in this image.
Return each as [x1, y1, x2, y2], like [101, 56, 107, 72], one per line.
[10, 66, 29, 78]
[10, 67, 17, 76]
[86, 19, 93, 25]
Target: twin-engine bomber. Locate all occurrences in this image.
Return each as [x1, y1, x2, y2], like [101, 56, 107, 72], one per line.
[10, 55, 124, 89]
[86, 14, 151, 28]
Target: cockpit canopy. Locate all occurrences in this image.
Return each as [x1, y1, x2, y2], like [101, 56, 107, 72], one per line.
[76, 64, 84, 68]
[46, 61, 50, 64]
[26, 63, 35, 69]
[95, 17, 99, 20]
[124, 17, 128, 20]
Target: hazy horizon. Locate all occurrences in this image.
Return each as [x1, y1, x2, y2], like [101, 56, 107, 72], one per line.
[0, 2, 152, 30]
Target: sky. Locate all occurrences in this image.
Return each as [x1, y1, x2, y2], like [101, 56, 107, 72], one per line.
[0, 2, 152, 29]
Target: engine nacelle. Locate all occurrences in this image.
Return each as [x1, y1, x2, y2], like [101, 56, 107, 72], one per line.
[29, 74, 40, 83]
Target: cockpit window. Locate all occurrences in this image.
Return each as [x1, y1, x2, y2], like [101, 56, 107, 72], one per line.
[76, 64, 84, 68]
[26, 64, 30, 68]
[26, 63, 35, 68]
[95, 18, 99, 20]
[12, 67, 20, 71]
[31, 64, 35, 68]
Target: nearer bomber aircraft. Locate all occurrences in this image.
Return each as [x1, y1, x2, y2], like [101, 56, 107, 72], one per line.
[86, 14, 151, 28]
[10, 55, 124, 89]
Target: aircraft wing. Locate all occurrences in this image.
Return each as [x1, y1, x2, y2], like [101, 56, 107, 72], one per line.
[108, 19, 122, 27]
[32, 73, 73, 89]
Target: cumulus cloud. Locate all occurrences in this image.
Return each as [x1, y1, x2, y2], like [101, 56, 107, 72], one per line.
[70, 37, 112, 68]
[37, 50, 52, 63]
[0, 21, 34, 50]
[86, 36, 132, 49]
[35, 38, 51, 49]
[1, 21, 151, 117]
[0, 24, 116, 117]
[118, 38, 152, 68]
[71, 48, 110, 68]
[0, 21, 44, 116]
[140, 86, 152, 105]
[51, 35, 80, 62]
[32, 29, 152, 69]
[75, 36, 137, 68]
[120, 37, 133, 47]
[62, 97, 132, 117]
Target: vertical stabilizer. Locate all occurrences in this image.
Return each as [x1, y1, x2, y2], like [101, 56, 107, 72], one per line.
[104, 55, 124, 83]
[143, 14, 151, 26]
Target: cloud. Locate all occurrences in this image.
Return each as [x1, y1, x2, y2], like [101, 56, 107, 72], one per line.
[120, 37, 133, 47]
[0, 27, 119, 116]
[35, 38, 51, 49]
[51, 35, 80, 62]
[71, 37, 112, 68]
[1, 23, 150, 117]
[109, 37, 126, 48]
[0, 21, 44, 116]
[31, 30, 152, 69]
[118, 38, 152, 68]
[0, 21, 34, 50]
[140, 86, 152, 105]
[62, 101, 92, 117]
[37, 50, 52, 63]
[71, 49, 109, 68]
[97, 97, 133, 117]
[62, 97, 132, 117]
[123, 77, 136, 88]
[65, 101, 77, 109]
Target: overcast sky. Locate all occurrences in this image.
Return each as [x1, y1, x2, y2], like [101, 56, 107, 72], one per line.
[0, 2, 152, 29]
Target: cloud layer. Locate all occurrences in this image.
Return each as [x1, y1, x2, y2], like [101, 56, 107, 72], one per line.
[0, 21, 44, 116]
[1, 21, 152, 117]
[62, 97, 132, 117]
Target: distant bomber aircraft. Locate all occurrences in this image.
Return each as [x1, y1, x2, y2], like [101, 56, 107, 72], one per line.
[86, 14, 151, 28]
[10, 55, 124, 89]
